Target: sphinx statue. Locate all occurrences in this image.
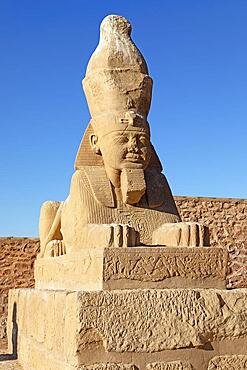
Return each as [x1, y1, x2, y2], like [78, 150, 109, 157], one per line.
[38, 15, 209, 258]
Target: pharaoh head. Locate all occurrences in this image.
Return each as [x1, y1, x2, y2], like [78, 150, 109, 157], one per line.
[75, 15, 162, 204]
[90, 112, 151, 172]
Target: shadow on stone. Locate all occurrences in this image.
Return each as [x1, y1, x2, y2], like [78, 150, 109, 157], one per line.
[0, 302, 18, 361]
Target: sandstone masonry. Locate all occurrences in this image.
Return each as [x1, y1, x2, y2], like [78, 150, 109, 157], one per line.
[1, 196, 247, 345]
[0, 238, 39, 342]
[176, 196, 247, 288]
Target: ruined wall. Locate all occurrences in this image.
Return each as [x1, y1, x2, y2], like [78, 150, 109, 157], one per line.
[176, 196, 247, 288]
[0, 237, 40, 341]
[176, 196, 247, 249]
[1, 196, 247, 343]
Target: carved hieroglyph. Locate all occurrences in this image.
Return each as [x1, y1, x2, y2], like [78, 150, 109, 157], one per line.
[38, 15, 209, 258]
[8, 288, 247, 370]
[34, 247, 227, 290]
[77, 289, 247, 352]
[208, 355, 247, 369]
[80, 365, 137, 370]
[147, 362, 194, 370]
[103, 247, 227, 287]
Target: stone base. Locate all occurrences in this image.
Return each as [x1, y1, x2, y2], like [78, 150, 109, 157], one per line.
[34, 247, 228, 290]
[8, 288, 247, 370]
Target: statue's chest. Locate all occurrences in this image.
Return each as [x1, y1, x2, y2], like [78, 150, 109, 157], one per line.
[87, 201, 175, 244]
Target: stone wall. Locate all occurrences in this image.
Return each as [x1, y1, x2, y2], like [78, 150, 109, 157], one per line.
[0, 237, 40, 341]
[1, 196, 247, 343]
[176, 196, 247, 249]
[176, 196, 247, 288]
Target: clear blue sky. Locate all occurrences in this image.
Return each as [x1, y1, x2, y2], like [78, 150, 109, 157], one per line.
[0, 0, 247, 236]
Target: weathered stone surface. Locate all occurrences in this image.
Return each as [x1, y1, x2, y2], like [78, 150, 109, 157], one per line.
[11, 288, 247, 353]
[7, 288, 247, 369]
[1, 195, 247, 341]
[103, 247, 227, 287]
[34, 249, 105, 291]
[34, 247, 227, 290]
[121, 168, 146, 205]
[176, 196, 247, 251]
[0, 359, 23, 370]
[147, 362, 193, 370]
[152, 222, 209, 247]
[0, 237, 40, 341]
[8, 289, 79, 370]
[80, 365, 137, 370]
[175, 196, 247, 288]
[208, 355, 247, 369]
[77, 289, 247, 352]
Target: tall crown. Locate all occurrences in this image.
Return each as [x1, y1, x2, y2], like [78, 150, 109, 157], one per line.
[82, 15, 153, 125]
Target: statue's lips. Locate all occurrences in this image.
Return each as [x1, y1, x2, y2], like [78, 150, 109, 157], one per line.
[125, 154, 142, 162]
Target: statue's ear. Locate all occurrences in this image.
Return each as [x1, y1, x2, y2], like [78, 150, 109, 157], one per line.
[75, 122, 104, 169]
[89, 134, 101, 155]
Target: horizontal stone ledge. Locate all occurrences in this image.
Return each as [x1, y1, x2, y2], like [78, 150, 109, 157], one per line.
[34, 246, 228, 291]
[8, 287, 247, 355]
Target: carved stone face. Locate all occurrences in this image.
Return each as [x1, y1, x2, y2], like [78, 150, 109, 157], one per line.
[94, 129, 151, 171]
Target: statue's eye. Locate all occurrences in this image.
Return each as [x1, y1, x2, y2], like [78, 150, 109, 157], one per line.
[121, 136, 129, 143]
[139, 136, 148, 145]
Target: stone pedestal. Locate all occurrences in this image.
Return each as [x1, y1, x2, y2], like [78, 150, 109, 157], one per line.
[7, 287, 247, 370]
[34, 247, 227, 290]
[6, 246, 247, 370]
[12, 184, 245, 369]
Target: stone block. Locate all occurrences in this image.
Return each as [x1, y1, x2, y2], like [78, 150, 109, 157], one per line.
[34, 247, 228, 290]
[7, 288, 247, 370]
[208, 355, 247, 369]
[76, 289, 247, 352]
